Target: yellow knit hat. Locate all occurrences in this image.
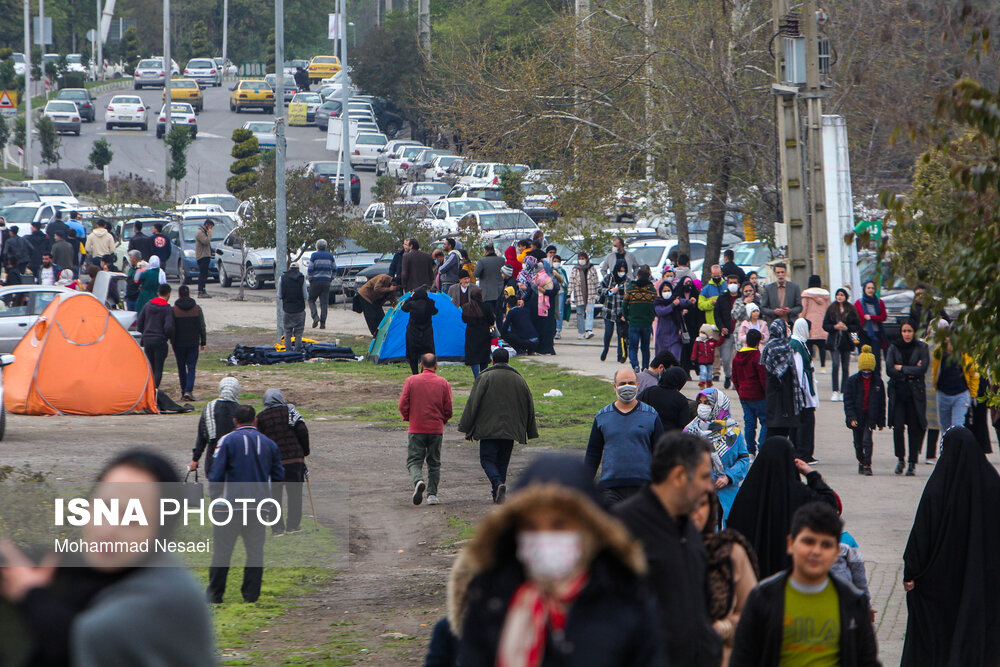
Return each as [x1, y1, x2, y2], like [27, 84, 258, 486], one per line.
[858, 345, 876, 372]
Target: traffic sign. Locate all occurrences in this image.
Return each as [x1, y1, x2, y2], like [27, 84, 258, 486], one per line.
[0, 90, 17, 117]
[86, 29, 97, 42]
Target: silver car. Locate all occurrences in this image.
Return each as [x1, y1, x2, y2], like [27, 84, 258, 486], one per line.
[265, 73, 298, 103]
[42, 101, 81, 135]
[215, 231, 277, 290]
[183, 58, 222, 87]
[134, 58, 168, 89]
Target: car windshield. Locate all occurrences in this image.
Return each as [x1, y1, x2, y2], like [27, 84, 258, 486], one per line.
[401, 146, 425, 159]
[0, 206, 39, 223]
[138, 59, 160, 69]
[413, 183, 449, 195]
[67, 55, 82, 63]
[111, 96, 142, 105]
[294, 94, 321, 103]
[181, 221, 233, 242]
[468, 188, 503, 201]
[188, 59, 213, 68]
[46, 102, 78, 113]
[522, 183, 550, 196]
[13, 54, 25, 64]
[165, 103, 194, 113]
[313, 163, 344, 176]
[498, 165, 530, 176]
[437, 156, 461, 168]
[478, 212, 533, 230]
[0, 190, 39, 206]
[731, 243, 770, 267]
[313, 56, 339, 64]
[246, 122, 274, 132]
[356, 134, 387, 146]
[30, 182, 72, 196]
[630, 246, 670, 267]
[450, 200, 495, 216]
[58, 90, 87, 99]
[196, 195, 239, 212]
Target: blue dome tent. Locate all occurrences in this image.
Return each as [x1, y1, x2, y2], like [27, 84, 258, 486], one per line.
[367, 291, 467, 364]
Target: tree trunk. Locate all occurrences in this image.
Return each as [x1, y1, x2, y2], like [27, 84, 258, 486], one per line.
[703, 154, 731, 284]
[669, 170, 690, 257]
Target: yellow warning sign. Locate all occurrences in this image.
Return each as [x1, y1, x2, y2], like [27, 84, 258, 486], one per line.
[288, 102, 308, 126]
[0, 90, 17, 109]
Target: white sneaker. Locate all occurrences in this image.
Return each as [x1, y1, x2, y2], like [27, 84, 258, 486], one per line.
[426, 494, 440, 505]
[585, 330, 594, 339]
[578, 333, 585, 339]
[555, 332, 561, 339]
[830, 392, 838, 402]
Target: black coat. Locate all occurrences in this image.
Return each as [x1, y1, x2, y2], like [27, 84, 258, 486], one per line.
[528, 281, 559, 355]
[714, 291, 737, 337]
[843, 372, 886, 428]
[25, 230, 50, 266]
[822, 302, 861, 352]
[462, 310, 494, 368]
[886, 341, 929, 429]
[614, 486, 723, 667]
[638, 367, 691, 432]
[402, 293, 437, 358]
[730, 571, 880, 667]
[765, 370, 800, 429]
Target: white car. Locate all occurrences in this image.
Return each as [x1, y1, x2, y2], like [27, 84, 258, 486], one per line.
[41, 101, 81, 136]
[105, 94, 149, 131]
[386, 144, 431, 180]
[24, 180, 79, 206]
[427, 197, 496, 234]
[398, 181, 451, 205]
[155, 102, 198, 139]
[242, 121, 276, 150]
[11, 52, 26, 77]
[459, 162, 531, 187]
[347, 101, 375, 117]
[0, 202, 67, 226]
[356, 121, 380, 134]
[626, 238, 708, 281]
[65, 54, 88, 75]
[361, 201, 434, 225]
[375, 140, 424, 176]
[182, 194, 241, 213]
[447, 184, 508, 209]
[213, 57, 238, 76]
[347, 109, 376, 125]
[425, 155, 463, 181]
[184, 58, 223, 87]
[454, 209, 540, 246]
[350, 132, 388, 169]
[291, 92, 323, 122]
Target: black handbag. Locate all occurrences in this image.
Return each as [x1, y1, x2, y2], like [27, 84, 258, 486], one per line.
[183, 470, 204, 505]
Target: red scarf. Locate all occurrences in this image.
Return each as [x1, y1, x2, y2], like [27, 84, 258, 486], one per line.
[496, 572, 588, 667]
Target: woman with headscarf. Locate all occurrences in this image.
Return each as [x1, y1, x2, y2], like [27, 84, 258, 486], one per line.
[461, 286, 494, 379]
[736, 303, 768, 348]
[522, 256, 559, 355]
[760, 320, 800, 438]
[56, 268, 76, 288]
[503, 244, 522, 280]
[448, 454, 665, 665]
[357, 273, 397, 336]
[823, 287, 861, 402]
[901, 427, 1000, 666]
[790, 318, 819, 463]
[257, 389, 310, 535]
[726, 437, 838, 578]
[887, 319, 930, 476]
[599, 263, 629, 362]
[653, 277, 683, 361]
[189, 376, 242, 475]
[730, 281, 760, 328]
[683, 388, 750, 523]
[401, 285, 438, 375]
[854, 280, 888, 374]
[135, 255, 167, 314]
[676, 275, 703, 375]
[691, 493, 759, 666]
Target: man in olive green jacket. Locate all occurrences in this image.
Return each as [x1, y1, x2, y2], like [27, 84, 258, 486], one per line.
[194, 219, 215, 299]
[458, 347, 539, 503]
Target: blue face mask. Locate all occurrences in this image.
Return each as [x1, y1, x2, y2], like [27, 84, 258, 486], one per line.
[861, 371, 872, 377]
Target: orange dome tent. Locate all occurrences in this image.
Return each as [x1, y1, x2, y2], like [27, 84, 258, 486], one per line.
[4, 293, 157, 415]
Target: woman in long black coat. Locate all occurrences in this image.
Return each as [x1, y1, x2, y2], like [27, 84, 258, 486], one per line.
[760, 320, 800, 437]
[401, 285, 437, 374]
[902, 427, 1000, 666]
[676, 276, 702, 375]
[461, 287, 494, 379]
[886, 320, 930, 475]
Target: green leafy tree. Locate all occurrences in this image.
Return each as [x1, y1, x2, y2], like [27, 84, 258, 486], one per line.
[187, 20, 212, 59]
[37, 116, 60, 166]
[0, 57, 16, 92]
[0, 116, 9, 160]
[13, 115, 25, 150]
[119, 27, 141, 75]
[352, 15, 425, 113]
[88, 137, 113, 171]
[226, 128, 260, 196]
[351, 176, 435, 253]
[498, 168, 524, 210]
[266, 30, 276, 73]
[164, 125, 192, 198]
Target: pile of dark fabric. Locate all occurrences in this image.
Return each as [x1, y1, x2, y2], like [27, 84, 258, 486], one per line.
[227, 343, 357, 366]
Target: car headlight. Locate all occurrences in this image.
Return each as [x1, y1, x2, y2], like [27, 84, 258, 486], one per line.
[184, 249, 196, 258]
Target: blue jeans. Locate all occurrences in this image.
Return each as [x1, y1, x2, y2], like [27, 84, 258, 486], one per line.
[938, 390, 970, 433]
[555, 297, 564, 332]
[699, 364, 712, 382]
[479, 438, 514, 497]
[125, 298, 137, 311]
[741, 399, 767, 454]
[173, 345, 200, 395]
[471, 364, 481, 379]
[628, 325, 652, 370]
[576, 304, 595, 333]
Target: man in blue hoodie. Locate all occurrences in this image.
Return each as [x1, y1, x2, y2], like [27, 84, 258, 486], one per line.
[307, 238, 336, 329]
[584, 367, 664, 505]
[207, 405, 284, 604]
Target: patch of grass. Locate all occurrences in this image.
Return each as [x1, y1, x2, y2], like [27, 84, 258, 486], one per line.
[446, 516, 476, 544]
[0, 167, 25, 182]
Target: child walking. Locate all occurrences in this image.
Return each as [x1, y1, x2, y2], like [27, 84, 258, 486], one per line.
[692, 323, 717, 389]
[731, 328, 767, 455]
[843, 345, 885, 476]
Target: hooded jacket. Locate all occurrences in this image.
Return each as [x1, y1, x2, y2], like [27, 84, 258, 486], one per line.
[192, 378, 241, 472]
[638, 367, 692, 432]
[194, 225, 213, 260]
[732, 347, 767, 401]
[458, 363, 538, 443]
[448, 455, 665, 666]
[136, 297, 174, 346]
[172, 297, 206, 348]
[84, 227, 116, 259]
[800, 286, 831, 340]
[622, 278, 657, 327]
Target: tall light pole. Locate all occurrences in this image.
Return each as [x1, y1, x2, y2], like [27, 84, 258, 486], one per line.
[338, 0, 353, 207]
[96, 0, 103, 80]
[163, 0, 172, 195]
[222, 0, 229, 68]
[23, 0, 32, 175]
[274, 0, 288, 340]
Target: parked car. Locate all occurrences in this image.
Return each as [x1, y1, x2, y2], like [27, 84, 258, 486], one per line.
[291, 92, 323, 122]
[427, 197, 496, 234]
[215, 231, 277, 289]
[398, 181, 451, 205]
[423, 155, 463, 182]
[447, 184, 507, 209]
[314, 100, 343, 131]
[375, 140, 424, 176]
[112, 216, 171, 266]
[351, 252, 399, 293]
[626, 238, 709, 281]
[347, 110, 376, 126]
[305, 162, 361, 206]
[160, 218, 234, 283]
[265, 73, 299, 103]
[521, 181, 559, 222]
[239, 121, 276, 150]
[329, 246, 384, 298]
[155, 102, 198, 139]
[454, 209, 540, 246]
[41, 101, 81, 135]
[183, 58, 223, 87]
[361, 201, 434, 225]
[350, 132, 389, 169]
[0, 187, 40, 207]
[24, 180, 79, 206]
[105, 94, 149, 130]
[458, 162, 531, 187]
[0, 202, 67, 226]
[441, 157, 468, 186]
[307, 55, 341, 83]
[162, 79, 204, 112]
[387, 145, 432, 180]
[54, 88, 97, 122]
[183, 194, 241, 213]
[212, 56, 238, 76]
[229, 79, 275, 113]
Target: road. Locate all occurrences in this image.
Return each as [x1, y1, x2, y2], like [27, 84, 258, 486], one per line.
[23, 83, 381, 206]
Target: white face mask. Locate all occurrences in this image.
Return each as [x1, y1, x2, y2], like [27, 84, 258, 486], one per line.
[697, 404, 714, 421]
[617, 271, 626, 278]
[553, 262, 561, 269]
[517, 531, 584, 582]
[662, 291, 672, 299]
[616, 383, 638, 402]
[727, 283, 738, 293]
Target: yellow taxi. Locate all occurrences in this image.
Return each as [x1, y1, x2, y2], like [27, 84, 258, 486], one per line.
[229, 79, 275, 113]
[307, 55, 341, 83]
[162, 79, 204, 112]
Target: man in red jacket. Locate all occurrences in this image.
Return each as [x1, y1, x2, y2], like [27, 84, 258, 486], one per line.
[399, 353, 453, 506]
[731, 328, 767, 455]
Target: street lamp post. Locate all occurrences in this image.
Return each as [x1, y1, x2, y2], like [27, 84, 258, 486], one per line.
[163, 0, 172, 194]
[274, 0, 288, 341]
[348, 22, 355, 48]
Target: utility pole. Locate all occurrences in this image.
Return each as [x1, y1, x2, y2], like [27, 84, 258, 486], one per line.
[23, 0, 32, 176]
[275, 0, 288, 341]
[222, 0, 228, 68]
[163, 0, 172, 195]
[418, 0, 430, 58]
[96, 0, 103, 80]
[338, 0, 353, 203]
[803, 0, 828, 285]
[643, 0, 654, 181]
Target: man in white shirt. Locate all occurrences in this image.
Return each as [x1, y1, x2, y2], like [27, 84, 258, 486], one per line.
[37, 252, 61, 286]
